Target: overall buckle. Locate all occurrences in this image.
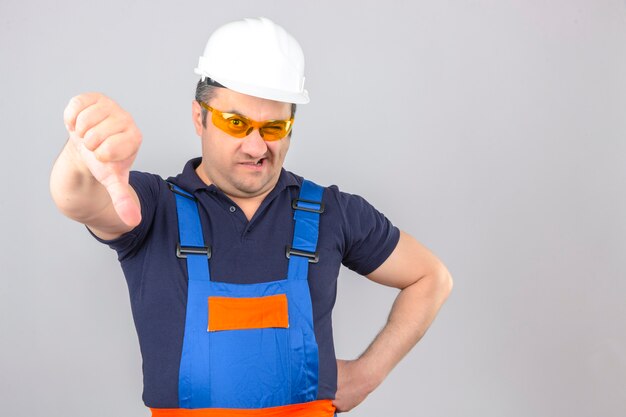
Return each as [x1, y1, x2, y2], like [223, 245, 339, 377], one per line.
[176, 243, 212, 259]
[292, 198, 324, 214]
[285, 246, 319, 263]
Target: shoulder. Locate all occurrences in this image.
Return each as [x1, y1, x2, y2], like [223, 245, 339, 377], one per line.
[129, 170, 168, 194]
[283, 170, 364, 204]
[298, 179, 400, 275]
[128, 169, 172, 212]
[283, 170, 383, 218]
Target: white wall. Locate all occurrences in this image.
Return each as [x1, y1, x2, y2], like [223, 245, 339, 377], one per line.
[1, 1, 625, 416]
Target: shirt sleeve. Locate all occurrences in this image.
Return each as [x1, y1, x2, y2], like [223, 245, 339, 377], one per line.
[86, 170, 161, 261]
[335, 188, 401, 276]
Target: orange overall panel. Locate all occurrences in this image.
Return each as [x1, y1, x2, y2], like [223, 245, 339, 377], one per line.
[208, 294, 289, 331]
[151, 399, 336, 417]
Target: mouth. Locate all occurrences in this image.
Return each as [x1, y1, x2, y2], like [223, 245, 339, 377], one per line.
[239, 158, 267, 169]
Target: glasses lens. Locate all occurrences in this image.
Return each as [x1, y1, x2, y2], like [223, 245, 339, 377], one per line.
[213, 112, 251, 138]
[260, 121, 292, 141]
[204, 102, 293, 140]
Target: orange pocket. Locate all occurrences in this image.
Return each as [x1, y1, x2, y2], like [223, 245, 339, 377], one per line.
[208, 294, 289, 331]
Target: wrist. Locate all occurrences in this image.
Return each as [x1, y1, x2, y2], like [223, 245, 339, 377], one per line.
[354, 355, 385, 394]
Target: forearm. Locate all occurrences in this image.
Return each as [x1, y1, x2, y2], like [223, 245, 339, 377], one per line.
[49, 139, 112, 223]
[357, 270, 453, 392]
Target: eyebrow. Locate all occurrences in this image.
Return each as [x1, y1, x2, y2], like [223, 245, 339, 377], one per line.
[221, 107, 290, 121]
[222, 109, 244, 116]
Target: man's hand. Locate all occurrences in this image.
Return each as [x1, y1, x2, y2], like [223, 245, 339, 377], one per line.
[63, 92, 142, 227]
[332, 358, 378, 413]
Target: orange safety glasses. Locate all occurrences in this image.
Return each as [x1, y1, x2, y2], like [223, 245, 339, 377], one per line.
[199, 101, 294, 141]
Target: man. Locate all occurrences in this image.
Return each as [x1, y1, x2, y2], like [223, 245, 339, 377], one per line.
[50, 17, 452, 416]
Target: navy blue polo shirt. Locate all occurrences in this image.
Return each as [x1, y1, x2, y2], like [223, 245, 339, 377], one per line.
[90, 157, 400, 408]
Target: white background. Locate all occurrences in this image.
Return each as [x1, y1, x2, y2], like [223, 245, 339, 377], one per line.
[1, 1, 625, 416]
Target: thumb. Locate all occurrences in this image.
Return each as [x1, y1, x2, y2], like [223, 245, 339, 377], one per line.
[103, 177, 142, 227]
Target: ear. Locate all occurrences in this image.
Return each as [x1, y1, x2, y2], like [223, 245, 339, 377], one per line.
[192, 100, 204, 136]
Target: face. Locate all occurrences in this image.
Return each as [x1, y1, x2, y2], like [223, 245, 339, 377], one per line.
[192, 88, 292, 201]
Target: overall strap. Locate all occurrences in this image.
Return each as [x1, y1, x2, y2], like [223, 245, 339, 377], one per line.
[167, 182, 211, 282]
[287, 179, 324, 281]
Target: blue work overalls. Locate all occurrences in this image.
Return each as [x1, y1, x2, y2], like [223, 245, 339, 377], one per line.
[154, 180, 337, 417]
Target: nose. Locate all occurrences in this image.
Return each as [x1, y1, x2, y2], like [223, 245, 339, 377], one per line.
[240, 128, 268, 158]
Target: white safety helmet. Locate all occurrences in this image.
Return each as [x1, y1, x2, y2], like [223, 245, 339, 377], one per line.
[194, 17, 309, 104]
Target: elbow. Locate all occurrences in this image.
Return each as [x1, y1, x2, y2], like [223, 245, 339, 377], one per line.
[443, 271, 453, 297]
[434, 265, 453, 300]
[49, 175, 69, 217]
[49, 176, 79, 220]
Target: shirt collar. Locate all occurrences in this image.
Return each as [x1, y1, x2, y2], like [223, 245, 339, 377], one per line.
[167, 157, 301, 196]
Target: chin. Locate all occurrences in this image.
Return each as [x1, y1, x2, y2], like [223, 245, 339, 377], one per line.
[232, 179, 269, 195]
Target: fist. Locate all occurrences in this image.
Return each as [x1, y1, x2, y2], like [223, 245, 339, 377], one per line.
[63, 92, 143, 227]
